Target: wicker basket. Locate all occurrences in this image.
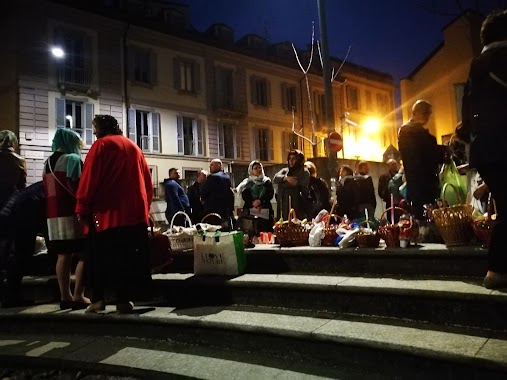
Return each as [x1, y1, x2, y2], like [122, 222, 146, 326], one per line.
[274, 209, 310, 247]
[378, 207, 406, 248]
[432, 183, 473, 247]
[471, 219, 493, 247]
[322, 214, 342, 247]
[166, 211, 194, 252]
[356, 221, 381, 248]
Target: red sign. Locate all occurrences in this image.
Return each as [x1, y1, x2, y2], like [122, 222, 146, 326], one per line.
[328, 132, 343, 152]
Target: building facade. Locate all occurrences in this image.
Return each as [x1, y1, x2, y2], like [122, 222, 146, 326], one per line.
[1, 0, 397, 195]
[400, 10, 483, 143]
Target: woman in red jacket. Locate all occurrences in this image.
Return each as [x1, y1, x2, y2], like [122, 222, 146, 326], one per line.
[76, 115, 153, 313]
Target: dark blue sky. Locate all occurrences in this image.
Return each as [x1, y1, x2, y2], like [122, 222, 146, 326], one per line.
[181, 0, 499, 83]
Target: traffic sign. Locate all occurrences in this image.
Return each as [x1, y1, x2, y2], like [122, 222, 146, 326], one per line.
[328, 131, 343, 152]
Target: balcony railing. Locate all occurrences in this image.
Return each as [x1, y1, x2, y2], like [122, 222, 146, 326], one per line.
[58, 67, 91, 88]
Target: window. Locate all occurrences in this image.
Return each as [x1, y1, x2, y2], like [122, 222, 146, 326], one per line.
[376, 93, 390, 115]
[176, 116, 204, 156]
[346, 86, 359, 110]
[454, 83, 465, 122]
[252, 127, 273, 161]
[129, 47, 157, 85]
[215, 67, 234, 109]
[281, 84, 298, 112]
[55, 98, 94, 146]
[218, 123, 239, 159]
[127, 108, 160, 153]
[250, 76, 271, 107]
[365, 90, 373, 112]
[54, 29, 91, 87]
[282, 131, 301, 153]
[174, 58, 200, 93]
[313, 92, 325, 127]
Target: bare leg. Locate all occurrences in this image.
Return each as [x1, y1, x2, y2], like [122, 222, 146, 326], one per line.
[72, 259, 90, 303]
[56, 254, 72, 301]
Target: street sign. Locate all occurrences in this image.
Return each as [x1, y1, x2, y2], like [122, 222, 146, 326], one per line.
[328, 131, 343, 152]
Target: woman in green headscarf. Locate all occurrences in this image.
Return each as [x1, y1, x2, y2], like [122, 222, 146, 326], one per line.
[0, 130, 26, 208]
[43, 128, 89, 310]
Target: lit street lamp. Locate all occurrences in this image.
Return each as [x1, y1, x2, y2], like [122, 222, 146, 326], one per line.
[51, 47, 65, 58]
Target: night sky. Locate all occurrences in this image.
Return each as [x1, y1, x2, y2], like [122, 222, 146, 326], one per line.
[181, 0, 502, 83]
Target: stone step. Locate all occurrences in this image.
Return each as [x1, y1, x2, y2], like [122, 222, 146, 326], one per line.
[0, 304, 506, 379]
[170, 244, 488, 278]
[151, 273, 507, 331]
[15, 272, 507, 332]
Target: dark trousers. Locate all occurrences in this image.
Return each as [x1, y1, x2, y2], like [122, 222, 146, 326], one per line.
[406, 182, 439, 220]
[88, 223, 151, 303]
[478, 165, 507, 273]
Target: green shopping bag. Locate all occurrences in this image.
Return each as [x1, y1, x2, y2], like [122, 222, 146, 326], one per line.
[193, 231, 246, 276]
[440, 159, 467, 206]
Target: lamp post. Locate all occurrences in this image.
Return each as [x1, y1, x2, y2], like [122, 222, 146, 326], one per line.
[317, 0, 337, 178]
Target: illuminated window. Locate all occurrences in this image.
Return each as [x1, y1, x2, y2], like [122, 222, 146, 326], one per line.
[127, 108, 160, 153]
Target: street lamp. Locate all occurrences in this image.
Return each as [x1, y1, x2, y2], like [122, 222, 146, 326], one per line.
[51, 47, 65, 58]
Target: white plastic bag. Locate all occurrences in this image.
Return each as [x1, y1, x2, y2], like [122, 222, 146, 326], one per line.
[308, 221, 325, 247]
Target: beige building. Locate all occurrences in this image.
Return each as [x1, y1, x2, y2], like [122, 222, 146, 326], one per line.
[400, 10, 483, 143]
[1, 0, 397, 196]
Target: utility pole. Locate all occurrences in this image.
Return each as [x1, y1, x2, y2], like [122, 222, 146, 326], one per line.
[317, 0, 337, 177]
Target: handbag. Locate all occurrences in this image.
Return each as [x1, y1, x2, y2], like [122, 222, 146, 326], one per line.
[148, 217, 173, 273]
[193, 230, 246, 276]
[249, 207, 270, 220]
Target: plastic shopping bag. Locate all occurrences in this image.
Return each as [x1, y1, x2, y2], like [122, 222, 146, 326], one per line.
[440, 159, 467, 206]
[193, 231, 246, 276]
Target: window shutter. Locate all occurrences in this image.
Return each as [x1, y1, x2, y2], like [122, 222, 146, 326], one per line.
[173, 58, 181, 90]
[55, 98, 66, 129]
[150, 50, 158, 85]
[176, 115, 184, 154]
[281, 83, 287, 110]
[151, 112, 160, 152]
[128, 108, 136, 142]
[194, 62, 201, 93]
[217, 124, 224, 157]
[268, 128, 274, 161]
[252, 128, 259, 160]
[250, 76, 256, 105]
[84, 102, 94, 146]
[196, 119, 204, 156]
[266, 80, 272, 107]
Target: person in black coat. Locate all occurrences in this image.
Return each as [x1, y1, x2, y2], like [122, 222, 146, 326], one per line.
[187, 169, 207, 225]
[201, 159, 234, 223]
[457, 10, 507, 289]
[336, 165, 358, 220]
[354, 161, 377, 219]
[0, 181, 47, 307]
[398, 100, 447, 219]
[304, 161, 331, 219]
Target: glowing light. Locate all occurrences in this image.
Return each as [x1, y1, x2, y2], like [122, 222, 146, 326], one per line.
[363, 118, 380, 134]
[51, 47, 65, 58]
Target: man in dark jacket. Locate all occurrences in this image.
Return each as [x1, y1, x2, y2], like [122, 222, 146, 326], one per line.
[0, 181, 47, 307]
[354, 161, 377, 219]
[187, 169, 207, 224]
[201, 159, 234, 223]
[398, 100, 447, 219]
[164, 168, 190, 226]
[458, 10, 507, 289]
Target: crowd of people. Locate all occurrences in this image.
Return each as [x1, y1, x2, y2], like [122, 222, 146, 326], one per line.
[0, 9, 505, 309]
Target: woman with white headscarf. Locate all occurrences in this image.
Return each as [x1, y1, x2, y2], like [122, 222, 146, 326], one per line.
[236, 160, 274, 231]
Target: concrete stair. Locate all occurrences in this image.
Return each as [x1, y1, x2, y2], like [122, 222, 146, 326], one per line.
[1, 243, 506, 379]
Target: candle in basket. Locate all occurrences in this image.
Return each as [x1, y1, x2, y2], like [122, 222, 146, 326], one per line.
[365, 208, 370, 230]
[390, 194, 394, 224]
